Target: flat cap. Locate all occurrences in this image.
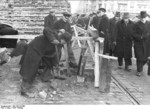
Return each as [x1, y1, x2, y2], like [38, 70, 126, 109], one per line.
[63, 12, 71, 17]
[115, 11, 120, 17]
[140, 11, 147, 18]
[123, 12, 130, 19]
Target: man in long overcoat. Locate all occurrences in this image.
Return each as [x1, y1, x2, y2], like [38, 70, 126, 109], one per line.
[113, 12, 134, 71]
[20, 27, 70, 97]
[133, 11, 150, 76]
[109, 11, 121, 56]
[44, 10, 57, 29]
[53, 12, 78, 68]
[98, 8, 110, 54]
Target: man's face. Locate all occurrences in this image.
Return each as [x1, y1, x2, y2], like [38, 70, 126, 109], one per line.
[115, 16, 120, 21]
[99, 11, 105, 16]
[63, 16, 70, 22]
[141, 17, 147, 23]
[51, 12, 55, 16]
[123, 18, 129, 22]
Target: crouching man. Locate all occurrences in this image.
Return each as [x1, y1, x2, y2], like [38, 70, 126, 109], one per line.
[19, 27, 70, 97]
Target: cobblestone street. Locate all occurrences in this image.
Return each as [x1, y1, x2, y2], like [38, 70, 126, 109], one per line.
[0, 48, 150, 105]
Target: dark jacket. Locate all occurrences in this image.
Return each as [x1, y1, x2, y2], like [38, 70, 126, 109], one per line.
[44, 14, 57, 29]
[113, 20, 134, 58]
[90, 15, 101, 30]
[98, 14, 110, 54]
[19, 28, 59, 82]
[133, 21, 150, 61]
[53, 19, 72, 42]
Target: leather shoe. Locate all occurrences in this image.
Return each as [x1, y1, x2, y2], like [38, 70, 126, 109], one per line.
[69, 62, 78, 68]
[136, 72, 142, 77]
[125, 66, 132, 71]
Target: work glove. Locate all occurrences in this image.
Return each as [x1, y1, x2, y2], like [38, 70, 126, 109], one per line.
[59, 29, 65, 34]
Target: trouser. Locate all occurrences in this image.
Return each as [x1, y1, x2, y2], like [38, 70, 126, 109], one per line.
[67, 42, 76, 64]
[118, 57, 132, 67]
[136, 60, 147, 72]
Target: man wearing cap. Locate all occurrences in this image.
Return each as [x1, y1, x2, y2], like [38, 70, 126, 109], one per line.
[113, 12, 134, 71]
[44, 10, 57, 29]
[90, 10, 102, 30]
[98, 8, 110, 54]
[133, 11, 150, 76]
[109, 11, 121, 56]
[53, 12, 78, 68]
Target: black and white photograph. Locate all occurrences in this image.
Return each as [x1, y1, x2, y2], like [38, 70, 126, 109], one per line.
[0, 0, 150, 108]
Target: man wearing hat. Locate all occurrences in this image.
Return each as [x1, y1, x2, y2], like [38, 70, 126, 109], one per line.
[44, 9, 57, 29]
[113, 12, 134, 71]
[98, 8, 110, 54]
[53, 12, 78, 69]
[90, 10, 102, 30]
[133, 11, 150, 76]
[109, 11, 121, 56]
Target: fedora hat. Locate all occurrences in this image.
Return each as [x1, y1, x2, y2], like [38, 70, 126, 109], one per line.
[140, 11, 147, 18]
[115, 11, 120, 17]
[123, 12, 130, 19]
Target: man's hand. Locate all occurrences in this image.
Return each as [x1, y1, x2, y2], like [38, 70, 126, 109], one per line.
[60, 39, 66, 45]
[59, 29, 65, 34]
[113, 41, 116, 45]
[51, 39, 60, 45]
[148, 57, 150, 60]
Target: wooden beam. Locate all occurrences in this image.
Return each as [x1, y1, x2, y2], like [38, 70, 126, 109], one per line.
[94, 42, 100, 87]
[97, 54, 118, 60]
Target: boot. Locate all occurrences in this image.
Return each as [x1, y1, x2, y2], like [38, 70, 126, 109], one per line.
[20, 80, 35, 98]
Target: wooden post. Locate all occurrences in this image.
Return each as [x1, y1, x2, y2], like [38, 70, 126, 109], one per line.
[94, 41, 100, 87]
[98, 54, 117, 93]
[64, 43, 70, 76]
[99, 58, 112, 93]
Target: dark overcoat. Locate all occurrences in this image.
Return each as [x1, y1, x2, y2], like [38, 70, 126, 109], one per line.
[19, 28, 60, 82]
[113, 20, 134, 58]
[44, 14, 57, 29]
[53, 19, 72, 42]
[133, 21, 150, 61]
[90, 15, 101, 30]
[109, 17, 120, 55]
[98, 14, 110, 54]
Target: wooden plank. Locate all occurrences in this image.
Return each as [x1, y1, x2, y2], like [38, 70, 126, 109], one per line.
[94, 42, 100, 87]
[97, 54, 117, 60]
[0, 35, 37, 39]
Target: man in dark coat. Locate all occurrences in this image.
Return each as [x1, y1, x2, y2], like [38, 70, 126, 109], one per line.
[53, 12, 78, 68]
[20, 27, 70, 97]
[113, 12, 134, 71]
[76, 14, 86, 29]
[133, 11, 150, 76]
[90, 11, 101, 30]
[44, 10, 57, 29]
[109, 11, 121, 56]
[98, 8, 110, 54]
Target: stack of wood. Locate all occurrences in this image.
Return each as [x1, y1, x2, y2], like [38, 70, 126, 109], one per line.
[0, 0, 71, 35]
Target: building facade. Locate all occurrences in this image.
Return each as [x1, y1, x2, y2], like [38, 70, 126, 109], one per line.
[76, 0, 150, 14]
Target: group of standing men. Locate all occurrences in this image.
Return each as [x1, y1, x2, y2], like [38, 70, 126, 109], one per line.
[19, 7, 150, 97]
[91, 8, 150, 77]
